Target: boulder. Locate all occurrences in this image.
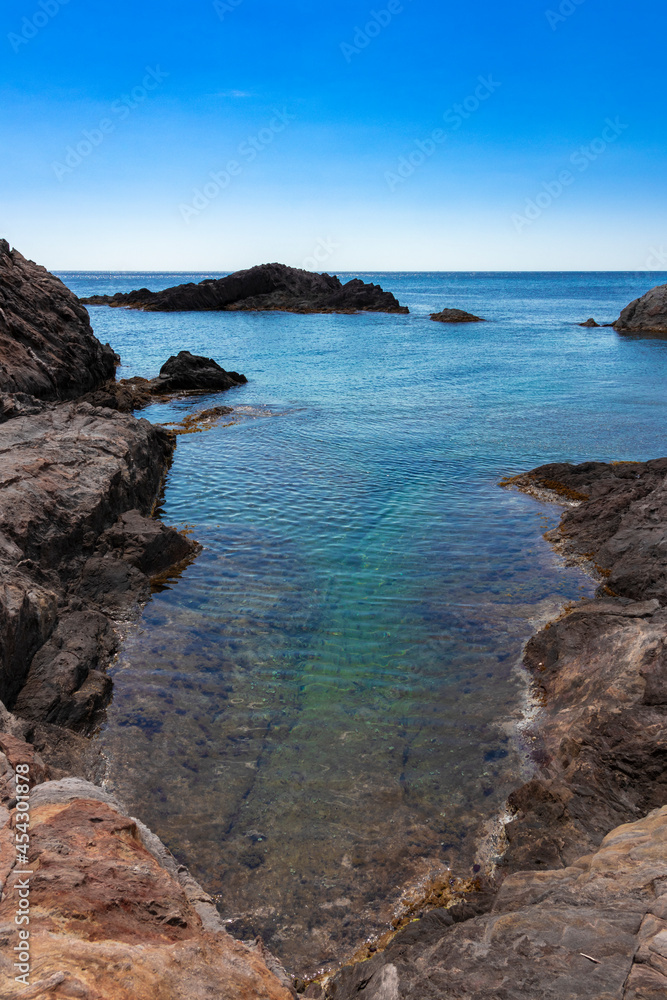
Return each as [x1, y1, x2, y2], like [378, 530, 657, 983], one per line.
[79, 262, 409, 314]
[614, 283, 667, 334]
[579, 317, 600, 327]
[152, 350, 248, 393]
[0, 239, 117, 399]
[0, 761, 294, 1000]
[430, 308, 485, 323]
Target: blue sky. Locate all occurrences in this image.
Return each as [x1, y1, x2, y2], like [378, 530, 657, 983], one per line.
[1, 0, 665, 270]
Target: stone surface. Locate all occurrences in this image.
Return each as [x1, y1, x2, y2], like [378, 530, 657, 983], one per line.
[0, 239, 117, 399]
[153, 350, 248, 392]
[326, 808, 667, 1000]
[0, 757, 294, 1000]
[580, 317, 600, 327]
[0, 400, 201, 738]
[614, 283, 667, 335]
[79, 263, 409, 314]
[430, 308, 485, 323]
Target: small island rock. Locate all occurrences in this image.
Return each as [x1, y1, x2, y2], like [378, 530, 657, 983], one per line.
[80, 262, 409, 315]
[614, 282, 667, 334]
[430, 308, 485, 323]
[579, 318, 600, 327]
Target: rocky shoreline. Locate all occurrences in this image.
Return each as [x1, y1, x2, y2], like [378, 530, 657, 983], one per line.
[1, 245, 666, 998]
[321, 461, 667, 999]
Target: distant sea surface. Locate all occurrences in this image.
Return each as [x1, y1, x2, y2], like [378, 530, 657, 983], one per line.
[59, 271, 667, 973]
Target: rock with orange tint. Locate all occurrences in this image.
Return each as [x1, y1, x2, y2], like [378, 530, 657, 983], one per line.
[0, 776, 294, 1000]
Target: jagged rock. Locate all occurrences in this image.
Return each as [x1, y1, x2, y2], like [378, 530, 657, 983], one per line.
[0, 402, 176, 728]
[152, 350, 248, 393]
[430, 308, 485, 323]
[614, 283, 667, 334]
[81, 356, 247, 413]
[0, 239, 117, 398]
[79, 262, 409, 314]
[326, 807, 667, 1000]
[579, 317, 600, 327]
[0, 758, 294, 1000]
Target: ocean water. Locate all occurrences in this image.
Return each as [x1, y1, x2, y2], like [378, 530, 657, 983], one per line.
[60, 271, 667, 973]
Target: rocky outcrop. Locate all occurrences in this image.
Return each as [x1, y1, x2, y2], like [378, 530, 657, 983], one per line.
[326, 807, 667, 1000]
[0, 240, 117, 399]
[430, 308, 485, 323]
[0, 737, 294, 1000]
[0, 401, 198, 735]
[614, 284, 667, 335]
[325, 459, 667, 999]
[579, 317, 600, 327]
[79, 263, 409, 315]
[82, 351, 248, 412]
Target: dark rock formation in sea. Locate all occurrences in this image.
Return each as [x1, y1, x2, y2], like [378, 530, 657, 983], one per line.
[0, 738, 295, 1000]
[79, 262, 409, 315]
[324, 459, 667, 999]
[0, 239, 117, 399]
[614, 283, 667, 334]
[82, 351, 247, 413]
[430, 308, 485, 323]
[579, 317, 600, 327]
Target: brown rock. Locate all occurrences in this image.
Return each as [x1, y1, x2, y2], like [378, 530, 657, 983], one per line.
[614, 283, 667, 335]
[327, 807, 667, 999]
[579, 317, 600, 327]
[0, 778, 294, 1000]
[0, 239, 117, 399]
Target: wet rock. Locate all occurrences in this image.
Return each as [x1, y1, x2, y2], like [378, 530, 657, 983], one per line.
[79, 262, 409, 314]
[579, 317, 600, 327]
[0, 765, 294, 1000]
[326, 807, 667, 999]
[430, 308, 485, 323]
[614, 283, 667, 335]
[0, 239, 117, 398]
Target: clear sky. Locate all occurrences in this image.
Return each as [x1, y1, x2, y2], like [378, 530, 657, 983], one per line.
[1, 0, 665, 271]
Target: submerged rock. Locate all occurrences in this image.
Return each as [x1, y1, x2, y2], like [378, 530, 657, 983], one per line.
[430, 308, 485, 323]
[614, 282, 667, 334]
[79, 262, 409, 314]
[0, 743, 294, 1000]
[0, 239, 117, 398]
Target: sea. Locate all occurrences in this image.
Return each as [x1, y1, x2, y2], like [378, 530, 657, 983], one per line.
[58, 270, 667, 974]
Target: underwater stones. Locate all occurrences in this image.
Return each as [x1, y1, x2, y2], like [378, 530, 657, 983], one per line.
[430, 308, 485, 323]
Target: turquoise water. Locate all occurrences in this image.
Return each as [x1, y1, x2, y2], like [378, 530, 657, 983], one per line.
[61, 271, 667, 972]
